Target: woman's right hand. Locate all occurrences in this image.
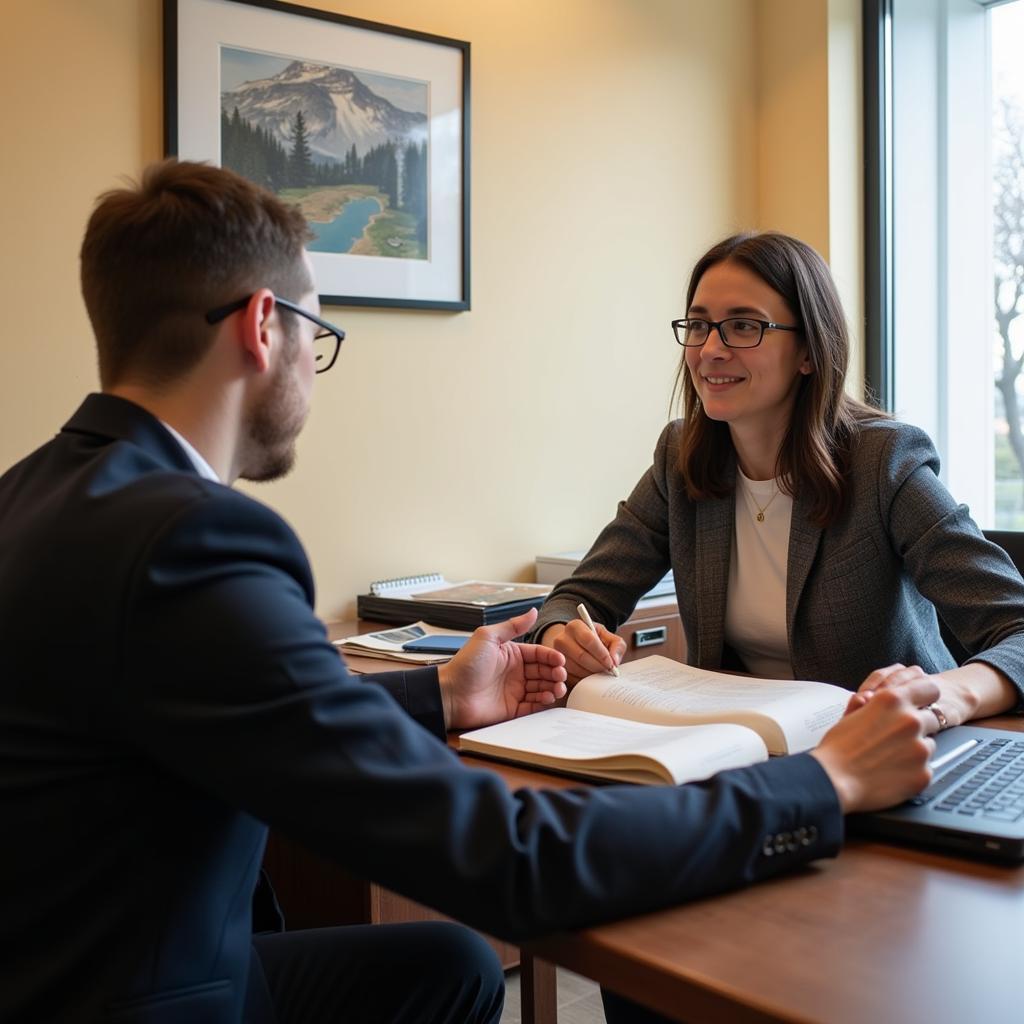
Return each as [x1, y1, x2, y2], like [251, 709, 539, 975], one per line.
[541, 620, 626, 684]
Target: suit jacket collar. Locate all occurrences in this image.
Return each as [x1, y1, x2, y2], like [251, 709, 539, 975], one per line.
[694, 467, 734, 669]
[62, 393, 198, 476]
[786, 490, 824, 648]
[695, 463, 824, 669]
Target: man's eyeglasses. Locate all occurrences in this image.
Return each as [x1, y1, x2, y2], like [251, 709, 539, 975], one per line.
[205, 296, 345, 373]
[671, 317, 800, 349]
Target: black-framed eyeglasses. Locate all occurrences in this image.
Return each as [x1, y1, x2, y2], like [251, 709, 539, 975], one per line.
[671, 317, 801, 349]
[205, 295, 345, 373]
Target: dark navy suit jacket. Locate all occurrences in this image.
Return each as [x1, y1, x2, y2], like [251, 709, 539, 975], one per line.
[0, 394, 842, 1023]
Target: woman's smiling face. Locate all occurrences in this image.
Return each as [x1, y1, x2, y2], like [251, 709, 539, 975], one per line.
[685, 259, 811, 447]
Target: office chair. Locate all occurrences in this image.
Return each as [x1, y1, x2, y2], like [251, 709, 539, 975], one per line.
[982, 530, 1024, 574]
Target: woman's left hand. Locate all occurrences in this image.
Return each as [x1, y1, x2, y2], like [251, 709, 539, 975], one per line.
[852, 661, 1017, 731]
[851, 663, 951, 733]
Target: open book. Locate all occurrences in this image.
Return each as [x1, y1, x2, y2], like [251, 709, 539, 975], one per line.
[458, 655, 850, 785]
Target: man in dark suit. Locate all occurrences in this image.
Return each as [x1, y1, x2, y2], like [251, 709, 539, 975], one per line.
[0, 160, 940, 1024]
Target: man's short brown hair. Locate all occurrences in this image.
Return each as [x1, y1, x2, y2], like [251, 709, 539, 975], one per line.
[80, 160, 313, 387]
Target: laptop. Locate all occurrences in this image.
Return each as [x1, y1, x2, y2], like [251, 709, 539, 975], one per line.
[851, 724, 1024, 862]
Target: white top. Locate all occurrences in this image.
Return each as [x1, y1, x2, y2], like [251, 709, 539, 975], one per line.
[160, 420, 220, 483]
[723, 468, 794, 679]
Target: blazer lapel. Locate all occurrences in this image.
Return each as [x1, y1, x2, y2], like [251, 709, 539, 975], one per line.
[786, 492, 824, 649]
[695, 489, 734, 669]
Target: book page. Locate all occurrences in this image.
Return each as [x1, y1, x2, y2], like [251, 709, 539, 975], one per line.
[568, 656, 848, 754]
[459, 708, 767, 785]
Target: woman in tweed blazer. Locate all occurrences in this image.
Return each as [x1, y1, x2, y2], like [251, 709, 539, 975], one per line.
[534, 232, 1024, 730]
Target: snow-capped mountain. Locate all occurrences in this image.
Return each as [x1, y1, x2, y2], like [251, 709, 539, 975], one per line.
[222, 61, 427, 160]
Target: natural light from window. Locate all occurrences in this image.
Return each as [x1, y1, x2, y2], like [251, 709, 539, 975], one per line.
[992, 0, 1024, 527]
[889, 0, 1024, 530]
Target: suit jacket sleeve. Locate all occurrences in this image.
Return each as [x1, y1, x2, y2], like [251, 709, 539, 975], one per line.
[109, 485, 842, 942]
[359, 667, 446, 741]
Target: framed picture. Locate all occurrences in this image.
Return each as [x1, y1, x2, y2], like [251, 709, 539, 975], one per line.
[164, 0, 470, 310]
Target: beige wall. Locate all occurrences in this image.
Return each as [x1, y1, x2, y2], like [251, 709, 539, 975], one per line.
[754, 0, 864, 394]
[756, 0, 831, 255]
[0, 0, 859, 618]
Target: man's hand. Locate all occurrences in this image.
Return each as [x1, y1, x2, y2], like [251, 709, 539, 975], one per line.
[812, 679, 940, 814]
[541, 619, 626, 684]
[438, 608, 568, 730]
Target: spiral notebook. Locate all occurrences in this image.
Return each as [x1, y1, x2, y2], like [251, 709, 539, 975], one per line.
[358, 574, 551, 629]
[369, 573, 447, 597]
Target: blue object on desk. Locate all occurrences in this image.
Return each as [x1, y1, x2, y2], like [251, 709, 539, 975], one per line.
[401, 635, 470, 654]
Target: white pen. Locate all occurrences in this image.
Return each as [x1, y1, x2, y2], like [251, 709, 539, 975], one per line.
[576, 602, 620, 677]
[929, 738, 978, 772]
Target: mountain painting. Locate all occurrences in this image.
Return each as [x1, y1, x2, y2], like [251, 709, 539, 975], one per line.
[220, 46, 428, 259]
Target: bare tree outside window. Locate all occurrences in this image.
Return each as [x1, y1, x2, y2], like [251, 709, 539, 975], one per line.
[992, 4, 1024, 528]
[993, 97, 1024, 521]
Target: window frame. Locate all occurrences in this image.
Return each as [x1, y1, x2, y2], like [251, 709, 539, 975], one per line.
[863, 0, 1007, 525]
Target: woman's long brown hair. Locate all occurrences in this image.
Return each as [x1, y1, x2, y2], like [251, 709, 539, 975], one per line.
[671, 232, 884, 527]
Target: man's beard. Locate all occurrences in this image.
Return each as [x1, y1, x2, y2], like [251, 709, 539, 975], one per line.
[239, 339, 307, 483]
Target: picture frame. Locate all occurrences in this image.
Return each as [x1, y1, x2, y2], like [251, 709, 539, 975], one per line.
[164, 0, 470, 310]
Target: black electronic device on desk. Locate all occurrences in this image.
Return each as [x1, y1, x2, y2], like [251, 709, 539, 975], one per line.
[851, 724, 1024, 862]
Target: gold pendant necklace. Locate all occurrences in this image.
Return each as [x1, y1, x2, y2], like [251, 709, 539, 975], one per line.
[748, 485, 779, 523]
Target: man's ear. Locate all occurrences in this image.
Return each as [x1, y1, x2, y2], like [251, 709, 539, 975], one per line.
[239, 289, 276, 374]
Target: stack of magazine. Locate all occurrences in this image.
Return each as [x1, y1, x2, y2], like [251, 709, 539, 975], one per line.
[334, 621, 472, 665]
[356, 574, 552, 630]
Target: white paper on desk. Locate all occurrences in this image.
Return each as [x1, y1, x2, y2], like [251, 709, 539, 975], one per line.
[333, 621, 472, 664]
[409, 580, 551, 607]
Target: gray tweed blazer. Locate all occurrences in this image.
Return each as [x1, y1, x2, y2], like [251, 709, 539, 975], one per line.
[532, 419, 1024, 697]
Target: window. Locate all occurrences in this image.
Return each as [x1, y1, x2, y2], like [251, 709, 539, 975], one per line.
[866, 0, 1024, 527]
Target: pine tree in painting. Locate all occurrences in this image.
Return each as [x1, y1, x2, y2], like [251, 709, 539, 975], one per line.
[288, 111, 313, 189]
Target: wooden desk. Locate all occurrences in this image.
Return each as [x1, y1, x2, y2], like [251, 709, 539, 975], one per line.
[522, 715, 1024, 1023]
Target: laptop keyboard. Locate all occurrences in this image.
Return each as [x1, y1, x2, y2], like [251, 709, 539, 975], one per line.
[910, 737, 1024, 821]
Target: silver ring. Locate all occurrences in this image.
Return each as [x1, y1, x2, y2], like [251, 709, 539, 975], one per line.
[928, 703, 949, 731]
